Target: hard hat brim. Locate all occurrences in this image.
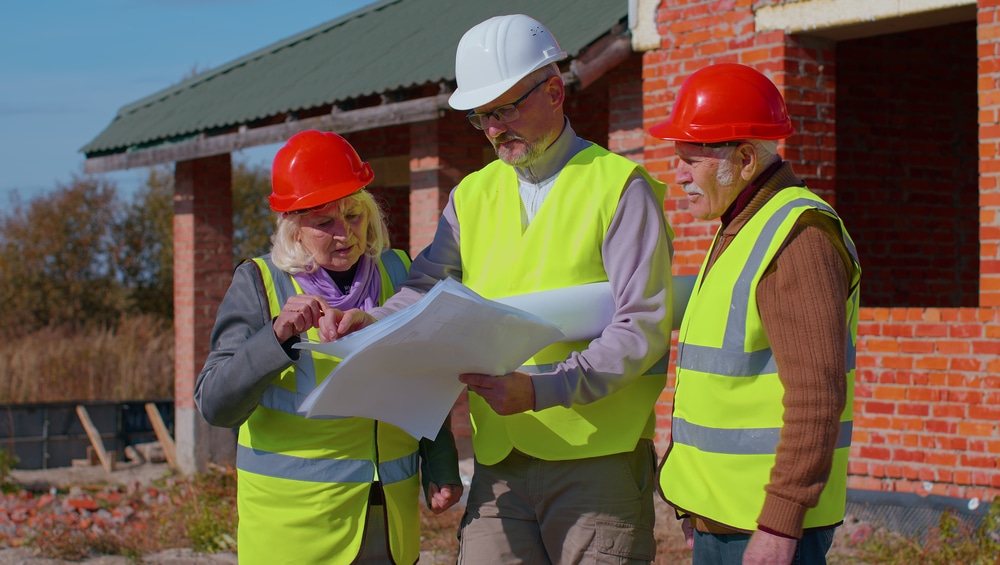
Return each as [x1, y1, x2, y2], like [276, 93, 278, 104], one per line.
[448, 75, 524, 111]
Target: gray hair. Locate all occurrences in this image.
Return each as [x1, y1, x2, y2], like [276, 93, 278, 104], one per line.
[707, 139, 780, 186]
[270, 190, 391, 274]
[706, 139, 779, 166]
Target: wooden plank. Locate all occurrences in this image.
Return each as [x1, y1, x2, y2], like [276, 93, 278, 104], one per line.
[145, 403, 178, 470]
[75, 405, 114, 473]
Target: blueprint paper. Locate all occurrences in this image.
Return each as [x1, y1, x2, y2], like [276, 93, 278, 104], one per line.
[294, 278, 564, 439]
[293, 275, 696, 440]
[493, 283, 615, 342]
[495, 275, 696, 336]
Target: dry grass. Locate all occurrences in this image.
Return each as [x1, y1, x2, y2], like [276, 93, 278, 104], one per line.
[0, 315, 173, 404]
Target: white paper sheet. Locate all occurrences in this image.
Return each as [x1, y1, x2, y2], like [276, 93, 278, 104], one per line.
[294, 278, 565, 439]
[493, 274, 697, 338]
[493, 283, 615, 342]
[293, 274, 697, 440]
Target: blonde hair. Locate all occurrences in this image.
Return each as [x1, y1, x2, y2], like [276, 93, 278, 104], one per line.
[270, 190, 391, 274]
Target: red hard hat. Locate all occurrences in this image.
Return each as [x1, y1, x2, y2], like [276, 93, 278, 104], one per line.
[269, 130, 374, 213]
[649, 63, 795, 143]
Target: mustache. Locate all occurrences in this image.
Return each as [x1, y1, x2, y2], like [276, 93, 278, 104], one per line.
[492, 134, 524, 145]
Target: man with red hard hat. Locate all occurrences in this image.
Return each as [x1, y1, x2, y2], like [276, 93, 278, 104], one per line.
[195, 130, 463, 564]
[329, 13, 675, 564]
[649, 63, 860, 565]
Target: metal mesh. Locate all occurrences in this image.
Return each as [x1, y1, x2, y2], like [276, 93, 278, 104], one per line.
[846, 492, 989, 541]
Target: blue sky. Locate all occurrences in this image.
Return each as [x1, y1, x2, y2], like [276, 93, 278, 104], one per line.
[1, 0, 378, 204]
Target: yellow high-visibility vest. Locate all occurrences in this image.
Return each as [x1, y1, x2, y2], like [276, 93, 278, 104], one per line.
[661, 187, 860, 531]
[455, 145, 671, 464]
[238, 250, 420, 564]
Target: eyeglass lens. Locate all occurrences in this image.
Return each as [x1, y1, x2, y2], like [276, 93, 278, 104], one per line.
[466, 78, 550, 130]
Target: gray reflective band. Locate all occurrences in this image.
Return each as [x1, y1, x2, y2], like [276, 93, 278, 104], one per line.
[259, 258, 323, 416]
[260, 385, 347, 419]
[679, 198, 860, 376]
[379, 452, 420, 485]
[676, 343, 776, 376]
[237, 445, 418, 484]
[671, 417, 853, 455]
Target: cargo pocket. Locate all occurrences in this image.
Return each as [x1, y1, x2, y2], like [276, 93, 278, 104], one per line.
[595, 519, 655, 561]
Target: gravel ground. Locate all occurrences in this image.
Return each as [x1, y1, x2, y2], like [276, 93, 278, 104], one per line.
[2, 457, 474, 565]
[3, 455, 867, 565]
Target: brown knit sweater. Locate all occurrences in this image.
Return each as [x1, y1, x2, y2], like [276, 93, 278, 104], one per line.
[690, 161, 857, 539]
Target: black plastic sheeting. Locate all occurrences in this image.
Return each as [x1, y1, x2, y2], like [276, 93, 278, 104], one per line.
[0, 400, 173, 470]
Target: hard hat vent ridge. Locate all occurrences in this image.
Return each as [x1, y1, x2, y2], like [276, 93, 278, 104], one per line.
[449, 14, 567, 111]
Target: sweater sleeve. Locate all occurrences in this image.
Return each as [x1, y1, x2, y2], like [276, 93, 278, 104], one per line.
[194, 261, 301, 428]
[755, 210, 854, 538]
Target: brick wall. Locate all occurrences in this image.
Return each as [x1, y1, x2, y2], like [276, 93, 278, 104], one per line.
[978, 1, 1000, 310]
[644, 0, 1000, 503]
[173, 154, 233, 410]
[349, 126, 412, 252]
[408, 113, 482, 257]
[836, 22, 979, 308]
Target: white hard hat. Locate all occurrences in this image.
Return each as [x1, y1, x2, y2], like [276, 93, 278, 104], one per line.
[449, 14, 568, 111]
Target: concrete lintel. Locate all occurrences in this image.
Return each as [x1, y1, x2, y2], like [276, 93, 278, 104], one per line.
[756, 0, 976, 41]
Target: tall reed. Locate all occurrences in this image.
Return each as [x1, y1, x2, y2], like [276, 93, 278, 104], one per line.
[0, 314, 173, 404]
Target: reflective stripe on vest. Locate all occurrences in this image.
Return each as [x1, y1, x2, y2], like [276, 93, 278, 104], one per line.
[236, 444, 419, 485]
[671, 418, 854, 455]
[256, 251, 410, 418]
[455, 145, 671, 464]
[238, 251, 421, 564]
[676, 198, 858, 378]
[663, 188, 860, 531]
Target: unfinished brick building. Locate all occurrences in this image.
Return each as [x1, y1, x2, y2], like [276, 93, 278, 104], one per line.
[83, 0, 999, 519]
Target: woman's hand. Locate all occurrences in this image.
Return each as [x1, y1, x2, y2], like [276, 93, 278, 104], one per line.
[272, 295, 331, 342]
[318, 307, 376, 342]
[427, 482, 464, 514]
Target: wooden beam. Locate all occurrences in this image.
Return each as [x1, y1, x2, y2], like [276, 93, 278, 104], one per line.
[145, 403, 178, 471]
[84, 94, 452, 174]
[75, 405, 115, 473]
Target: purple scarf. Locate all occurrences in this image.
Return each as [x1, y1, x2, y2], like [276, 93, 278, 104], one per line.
[292, 254, 381, 311]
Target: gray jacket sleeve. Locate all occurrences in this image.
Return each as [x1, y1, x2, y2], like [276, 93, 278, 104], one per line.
[371, 173, 673, 411]
[194, 260, 301, 428]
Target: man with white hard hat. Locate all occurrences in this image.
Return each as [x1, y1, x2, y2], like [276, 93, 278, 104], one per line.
[328, 13, 674, 563]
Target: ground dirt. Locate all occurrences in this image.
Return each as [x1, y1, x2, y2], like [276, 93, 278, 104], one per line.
[2, 453, 870, 565]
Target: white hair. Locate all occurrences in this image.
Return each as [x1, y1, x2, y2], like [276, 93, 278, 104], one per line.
[712, 139, 780, 185]
[269, 190, 391, 274]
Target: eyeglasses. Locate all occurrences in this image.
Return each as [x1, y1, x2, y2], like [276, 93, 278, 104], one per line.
[466, 78, 550, 130]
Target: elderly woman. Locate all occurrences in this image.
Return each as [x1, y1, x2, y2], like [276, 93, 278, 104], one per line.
[195, 130, 463, 564]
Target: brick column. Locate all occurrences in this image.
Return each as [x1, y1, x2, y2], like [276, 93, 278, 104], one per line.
[408, 113, 485, 438]
[408, 114, 482, 256]
[981, 2, 1000, 307]
[607, 52, 646, 164]
[173, 154, 235, 474]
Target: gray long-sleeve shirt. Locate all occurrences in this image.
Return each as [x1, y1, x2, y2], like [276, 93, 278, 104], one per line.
[369, 121, 674, 411]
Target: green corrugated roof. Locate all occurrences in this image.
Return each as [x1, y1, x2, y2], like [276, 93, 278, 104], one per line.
[82, 0, 629, 156]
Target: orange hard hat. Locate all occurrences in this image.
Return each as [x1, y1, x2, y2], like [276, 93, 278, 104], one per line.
[269, 130, 374, 213]
[649, 63, 794, 143]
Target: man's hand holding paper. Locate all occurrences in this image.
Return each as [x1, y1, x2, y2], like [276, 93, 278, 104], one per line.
[459, 370, 535, 415]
